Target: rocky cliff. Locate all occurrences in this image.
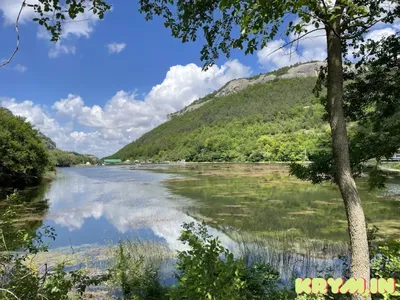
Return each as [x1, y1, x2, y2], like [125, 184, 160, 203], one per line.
[167, 61, 325, 120]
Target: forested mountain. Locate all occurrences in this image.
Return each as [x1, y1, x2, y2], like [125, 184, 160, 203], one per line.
[108, 62, 330, 162]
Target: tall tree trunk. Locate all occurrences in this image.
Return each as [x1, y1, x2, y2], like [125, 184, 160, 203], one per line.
[326, 22, 370, 299]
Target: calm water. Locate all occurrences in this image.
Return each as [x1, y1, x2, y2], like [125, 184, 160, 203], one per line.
[41, 165, 223, 250]
[4, 164, 400, 279]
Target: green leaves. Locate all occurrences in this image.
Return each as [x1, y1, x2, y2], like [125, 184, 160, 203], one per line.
[0, 108, 50, 187]
[30, 0, 111, 42]
[170, 222, 282, 299]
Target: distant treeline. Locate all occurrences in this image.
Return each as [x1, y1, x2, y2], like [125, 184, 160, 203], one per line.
[49, 149, 99, 167]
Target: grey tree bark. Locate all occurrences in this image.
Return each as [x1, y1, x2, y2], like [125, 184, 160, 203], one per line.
[325, 18, 370, 300]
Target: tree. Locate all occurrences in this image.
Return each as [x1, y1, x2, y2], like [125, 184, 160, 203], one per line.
[0, 0, 111, 68]
[344, 34, 400, 170]
[0, 108, 50, 187]
[138, 0, 398, 297]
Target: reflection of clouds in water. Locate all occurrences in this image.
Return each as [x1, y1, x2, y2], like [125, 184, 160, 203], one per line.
[45, 167, 235, 252]
[51, 203, 104, 231]
[44, 167, 343, 278]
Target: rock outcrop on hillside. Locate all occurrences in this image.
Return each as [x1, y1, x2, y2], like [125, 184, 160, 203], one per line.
[216, 61, 325, 97]
[39, 132, 57, 150]
[168, 61, 325, 120]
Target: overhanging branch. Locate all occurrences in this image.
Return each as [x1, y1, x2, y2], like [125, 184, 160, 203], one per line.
[0, 0, 26, 68]
[264, 28, 325, 58]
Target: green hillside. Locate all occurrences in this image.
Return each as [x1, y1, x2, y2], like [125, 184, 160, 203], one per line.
[109, 75, 328, 162]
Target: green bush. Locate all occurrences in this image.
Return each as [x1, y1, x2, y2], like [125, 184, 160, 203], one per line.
[108, 242, 169, 300]
[169, 222, 287, 300]
[370, 240, 400, 299]
[0, 108, 50, 187]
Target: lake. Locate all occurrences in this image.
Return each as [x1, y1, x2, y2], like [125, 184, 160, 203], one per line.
[3, 164, 400, 280]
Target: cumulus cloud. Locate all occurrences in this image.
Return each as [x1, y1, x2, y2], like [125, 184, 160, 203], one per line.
[0, 0, 105, 58]
[146, 59, 251, 113]
[257, 23, 327, 70]
[365, 27, 396, 41]
[1, 60, 251, 157]
[14, 64, 27, 72]
[0, 0, 38, 24]
[107, 42, 127, 54]
[257, 12, 399, 70]
[48, 43, 76, 58]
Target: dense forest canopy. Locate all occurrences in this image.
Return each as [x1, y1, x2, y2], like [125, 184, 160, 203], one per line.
[108, 74, 328, 162]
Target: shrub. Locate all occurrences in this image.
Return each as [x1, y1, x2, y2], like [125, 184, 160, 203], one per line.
[0, 108, 50, 187]
[108, 242, 169, 300]
[169, 222, 286, 299]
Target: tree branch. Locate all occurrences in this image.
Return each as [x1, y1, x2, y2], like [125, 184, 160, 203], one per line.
[0, 0, 26, 68]
[263, 28, 325, 58]
[0, 288, 20, 300]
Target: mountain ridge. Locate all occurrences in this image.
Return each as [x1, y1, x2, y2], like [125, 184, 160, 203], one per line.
[167, 61, 325, 120]
[108, 62, 328, 162]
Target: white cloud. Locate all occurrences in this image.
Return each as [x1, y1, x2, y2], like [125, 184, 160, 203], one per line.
[107, 42, 127, 54]
[52, 94, 85, 119]
[61, 10, 100, 39]
[146, 59, 251, 113]
[0, 0, 105, 58]
[2, 60, 251, 157]
[257, 13, 399, 70]
[14, 64, 27, 72]
[48, 43, 76, 58]
[0, 97, 65, 137]
[0, 0, 38, 24]
[257, 23, 327, 70]
[365, 27, 396, 41]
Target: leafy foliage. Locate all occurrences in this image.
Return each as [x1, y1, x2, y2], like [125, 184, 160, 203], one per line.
[291, 34, 400, 188]
[169, 222, 289, 300]
[0, 108, 50, 187]
[29, 0, 111, 42]
[108, 242, 168, 300]
[139, 0, 397, 69]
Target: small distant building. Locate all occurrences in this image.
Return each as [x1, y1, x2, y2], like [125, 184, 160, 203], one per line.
[103, 158, 122, 164]
[392, 152, 400, 161]
[85, 162, 91, 165]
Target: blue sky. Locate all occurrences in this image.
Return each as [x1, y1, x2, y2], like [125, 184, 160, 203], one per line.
[0, 1, 397, 157]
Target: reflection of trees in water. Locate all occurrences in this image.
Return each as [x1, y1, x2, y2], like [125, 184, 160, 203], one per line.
[0, 180, 50, 251]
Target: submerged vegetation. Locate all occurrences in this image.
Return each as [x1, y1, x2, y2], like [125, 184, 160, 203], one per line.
[153, 164, 400, 242]
[1, 196, 399, 299]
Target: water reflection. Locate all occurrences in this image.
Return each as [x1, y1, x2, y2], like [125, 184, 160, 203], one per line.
[43, 166, 237, 252]
[35, 166, 349, 279]
[0, 181, 50, 250]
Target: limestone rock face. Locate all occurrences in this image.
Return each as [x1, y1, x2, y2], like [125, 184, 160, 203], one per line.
[169, 61, 326, 119]
[280, 61, 325, 79]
